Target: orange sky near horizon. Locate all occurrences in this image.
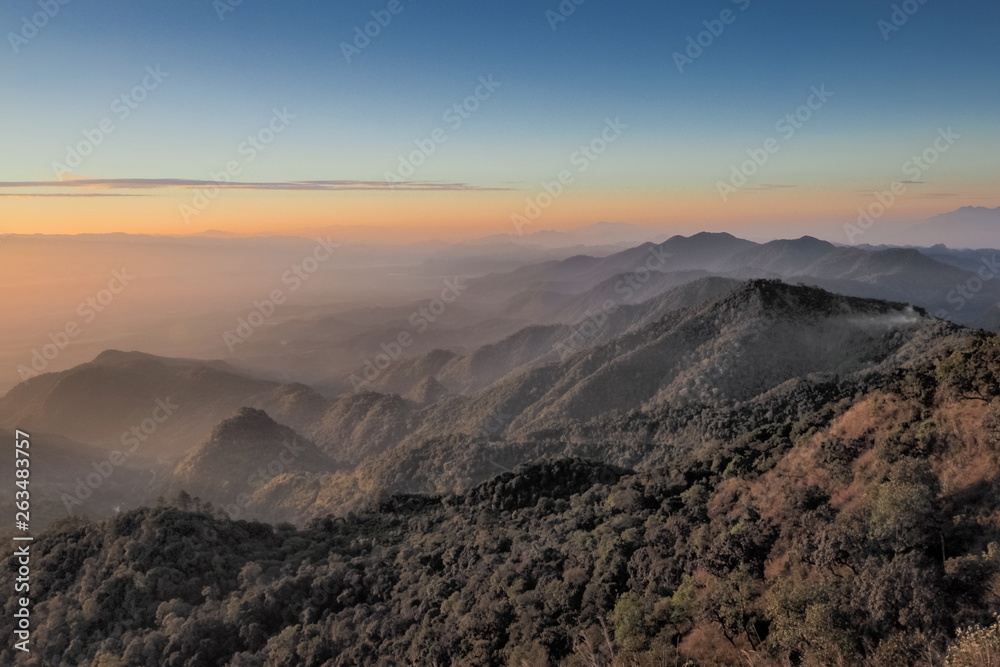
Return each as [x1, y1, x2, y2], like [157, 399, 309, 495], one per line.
[1, 183, 995, 242]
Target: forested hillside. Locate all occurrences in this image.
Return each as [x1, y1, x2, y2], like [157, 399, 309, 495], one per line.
[3, 330, 999, 665]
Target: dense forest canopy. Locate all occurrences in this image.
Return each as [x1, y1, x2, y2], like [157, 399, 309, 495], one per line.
[3, 328, 1000, 665]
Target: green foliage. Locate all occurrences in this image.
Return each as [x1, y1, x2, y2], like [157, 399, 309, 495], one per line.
[722, 453, 753, 479]
[706, 564, 764, 649]
[868, 459, 940, 553]
[876, 420, 941, 463]
[668, 575, 696, 626]
[937, 333, 1000, 403]
[817, 435, 863, 482]
[609, 592, 646, 649]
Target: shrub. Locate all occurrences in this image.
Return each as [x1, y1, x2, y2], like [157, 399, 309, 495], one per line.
[946, 614, 1000, 666]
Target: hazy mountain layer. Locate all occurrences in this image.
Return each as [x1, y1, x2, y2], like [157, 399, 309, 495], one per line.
[0, 350, 328, 461]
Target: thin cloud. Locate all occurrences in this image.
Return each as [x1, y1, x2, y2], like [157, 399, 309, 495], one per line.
[0, 179, 510, 192]
[0, 193, 146, 198]
[745, 183, 798, 191]
[853, 180, 926, 193]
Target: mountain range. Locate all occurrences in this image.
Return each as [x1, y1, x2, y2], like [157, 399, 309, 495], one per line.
[3, 291, 997, 665]
[3, 228, 1000, 665]
[0, 276, 974, 527]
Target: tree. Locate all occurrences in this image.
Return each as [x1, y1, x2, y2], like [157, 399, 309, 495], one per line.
[937, 334, 1000, 403]
[946, 614, 1000, 667]
[868, 459, 940, 554]
[609, 591, 646, 650]
[705, 564, 764, 649]
[174, 490, 193, 511]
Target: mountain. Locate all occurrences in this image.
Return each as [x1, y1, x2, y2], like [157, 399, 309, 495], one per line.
[404, 376, 450, 405]
[475, 221, 673, 248]
[170, 407, 335, 508]
[362, 276, 741, 397]
[7, 323, 998, 666]
[726, 235, 838, 275]
[305, 392, 413, 467]
[648, 231, 759, 271]
[0, 350, 329, 460]
[908, 205, 1000, 248]
[403, 281, 957, 445]
[201, 232, 998, 395]
[468, 232, 753, 302]
[142, 278, 968, 527]
[0, 427, 153, 531]
[496, 268, 714, 325]
[457, 231, 996, 331]
[240, 279, 966, 513]
[7, 231, 1000, 665]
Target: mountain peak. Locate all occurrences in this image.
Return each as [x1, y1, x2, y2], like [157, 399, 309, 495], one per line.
[720, 279, 916, 319]
[209, 407, 283, 443]
[90, 349, 236, 373]
[405, 376, 449, 406]
[912, 206, 1000, 248]
[951, 205, 999, 215]
[690, 231, 737, 240]
[92, 349, 152, 365]
[172, 408, 335, 509]
[792, 235, 832, 246]
[756, 236, 834, 252]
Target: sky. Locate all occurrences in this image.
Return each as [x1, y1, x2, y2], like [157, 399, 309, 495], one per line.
[1, 0, 997, 241]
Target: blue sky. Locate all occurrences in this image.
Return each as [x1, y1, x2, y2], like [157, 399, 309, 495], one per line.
[1, 0, 997, 236]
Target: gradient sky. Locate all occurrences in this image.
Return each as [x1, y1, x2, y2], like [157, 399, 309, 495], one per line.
[1, 0, 997, 240]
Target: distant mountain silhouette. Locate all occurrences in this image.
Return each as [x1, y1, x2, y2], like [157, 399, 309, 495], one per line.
[170, 231, 998, 396]
[908, 205, 1000, 248]
[459, 231, 998, 332]
[476, 221, 672, 248]
[0, 350, 328, 459]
